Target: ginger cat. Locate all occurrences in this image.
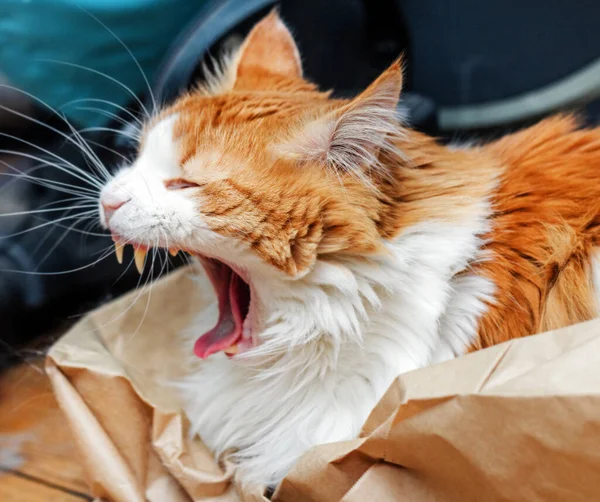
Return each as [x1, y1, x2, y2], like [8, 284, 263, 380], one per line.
[98, 11, 600, 487]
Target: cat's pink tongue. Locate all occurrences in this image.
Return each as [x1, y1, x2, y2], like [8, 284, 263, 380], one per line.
[194, 267, 246, 359]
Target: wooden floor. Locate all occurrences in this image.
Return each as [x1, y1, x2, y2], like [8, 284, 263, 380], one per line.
[0, 361, 92, 501]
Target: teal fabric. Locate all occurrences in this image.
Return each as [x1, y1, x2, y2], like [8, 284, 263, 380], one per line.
[0, 0, 203, 126]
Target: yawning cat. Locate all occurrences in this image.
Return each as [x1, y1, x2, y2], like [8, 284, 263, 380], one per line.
[98, 11, 600, 488]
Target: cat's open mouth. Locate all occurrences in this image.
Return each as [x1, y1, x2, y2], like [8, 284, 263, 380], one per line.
[111, 236, 252, 359]
[195, 257, 252, 359]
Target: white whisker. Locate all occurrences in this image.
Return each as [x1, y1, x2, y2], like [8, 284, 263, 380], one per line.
[61, 117, 113, 183]
[76, 6, 157, 115]
[0, 144, 103, 191]
[0, 169, 98, 199]
[77, 126, 141, 141]
[75, 105, 134, 129]
[1, 210, 98, 239]
[0, 204, 97, 218]
[34, 212, 92, 269]
[0, 235, 116, 275]
[37, 59, 151, 119]
[60, 97, 143, 127]
[0, 88, 114, 184]
[79, 137, 132, 164]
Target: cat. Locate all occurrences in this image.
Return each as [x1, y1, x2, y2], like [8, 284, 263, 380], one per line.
[98, 11, 600, 488]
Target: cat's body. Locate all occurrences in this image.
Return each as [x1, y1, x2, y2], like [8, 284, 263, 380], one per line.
[98, 12, 600, 487]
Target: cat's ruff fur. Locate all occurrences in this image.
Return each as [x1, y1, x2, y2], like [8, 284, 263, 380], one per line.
[98, 11, 600, 488]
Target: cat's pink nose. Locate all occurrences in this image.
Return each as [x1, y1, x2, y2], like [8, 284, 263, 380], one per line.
[100, 191, 130, 222]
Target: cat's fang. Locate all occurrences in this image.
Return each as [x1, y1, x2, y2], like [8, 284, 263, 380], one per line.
[169, 248, 178, 257]
[134, 247, 147, 274]
[115, 243, 124, 264]
[224, 344, 239, 355]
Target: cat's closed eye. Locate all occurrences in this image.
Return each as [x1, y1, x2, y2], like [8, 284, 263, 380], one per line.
[165, 178, 202, 190]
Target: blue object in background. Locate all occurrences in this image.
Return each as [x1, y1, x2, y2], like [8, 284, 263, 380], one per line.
[0, 0, 203, 127]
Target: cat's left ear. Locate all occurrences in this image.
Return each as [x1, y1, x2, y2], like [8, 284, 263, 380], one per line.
[277, 61, 403, 176]
[234, 10, 302, 81]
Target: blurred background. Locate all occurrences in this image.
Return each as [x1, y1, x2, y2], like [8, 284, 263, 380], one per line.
[0, 0, 599, 367]
[0, 1, 598, 500]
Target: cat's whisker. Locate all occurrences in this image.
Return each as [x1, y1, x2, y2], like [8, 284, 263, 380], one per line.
[68, 221, 105, 238]
[0, 170, 100, 198]
[13, 211, 98, 252]
[75, 105, 138, 129]
[1, 210, 98, 239]
[0, 161, 62, 193]
[0, 83, 61, 125]
[28, 195, 96, 212]
[86, 231, 159, 335]
[0, 204, 98, 218]
[112, 249, 137, 283]
[0, 145, 104, 191]
[0, 235, 116, 276]
[30, 201, 100, 257]
[77, 126, 141, 141]
[60, 97, 144, 127]
[0, 84, 118, 188]
[0, 174, 99, 201]
[33, 222, 84, 261]
[61, 118, 114, 184]
[42, 209, 101, 260]
[73, 208, 103, 237]
[36, 59, 151, 119]
[123, 235, 165, 349]
[0, 157, 100, 191]
[0, 91, 112, 183]
[66, 124, 109, 179]
[108, 261, 152, 332]
[91, 239, 127, 259]
[159, 230, 171, 277]
[81, 137, 134, 164]
[76, 6, 157, 116]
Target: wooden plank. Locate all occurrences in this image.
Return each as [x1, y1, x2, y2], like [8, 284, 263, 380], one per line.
[0, 361, 90, 496]
[0, 470, 88, 501]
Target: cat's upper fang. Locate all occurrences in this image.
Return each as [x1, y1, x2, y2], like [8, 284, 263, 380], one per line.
[133, 247, 147, 274]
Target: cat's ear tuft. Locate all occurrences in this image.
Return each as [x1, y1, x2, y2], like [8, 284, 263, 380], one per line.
[277, 61, 404, 177]
[235, 10, 302, 81]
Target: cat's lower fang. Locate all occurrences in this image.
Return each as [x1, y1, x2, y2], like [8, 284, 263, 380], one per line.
[224, 344, 239, 355]
[114, 243, 124, 264]
[134, 247, 147, 274]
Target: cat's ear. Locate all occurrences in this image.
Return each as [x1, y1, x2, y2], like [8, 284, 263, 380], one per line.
[277, 61, 403, 176]
[235, 10, 302, 81]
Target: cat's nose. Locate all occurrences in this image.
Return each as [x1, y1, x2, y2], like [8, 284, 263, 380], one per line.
[100, 190, 130, 222]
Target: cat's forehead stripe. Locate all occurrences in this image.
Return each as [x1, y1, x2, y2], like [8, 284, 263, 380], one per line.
[164, 92, 336, 168]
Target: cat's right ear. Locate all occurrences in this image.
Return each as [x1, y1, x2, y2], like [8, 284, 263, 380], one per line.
[275, 61, 403, 179]
[234, 10, 303, 82]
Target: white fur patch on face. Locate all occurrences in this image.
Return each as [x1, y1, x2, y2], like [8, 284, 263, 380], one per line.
[100, 115, 201, 247]
[99, 115, 230, 255]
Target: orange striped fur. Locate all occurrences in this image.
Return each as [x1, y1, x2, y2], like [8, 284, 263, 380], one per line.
[160, 12, 600, 349]
[474, 116, 600, 348]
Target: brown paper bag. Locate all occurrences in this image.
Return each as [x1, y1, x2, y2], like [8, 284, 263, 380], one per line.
[47, 267, 600, 502]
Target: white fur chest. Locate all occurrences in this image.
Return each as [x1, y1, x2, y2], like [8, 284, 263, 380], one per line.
[178, 219, 494, 487]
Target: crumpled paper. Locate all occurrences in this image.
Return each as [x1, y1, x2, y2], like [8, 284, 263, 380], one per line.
[47, 267, 600, 502]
